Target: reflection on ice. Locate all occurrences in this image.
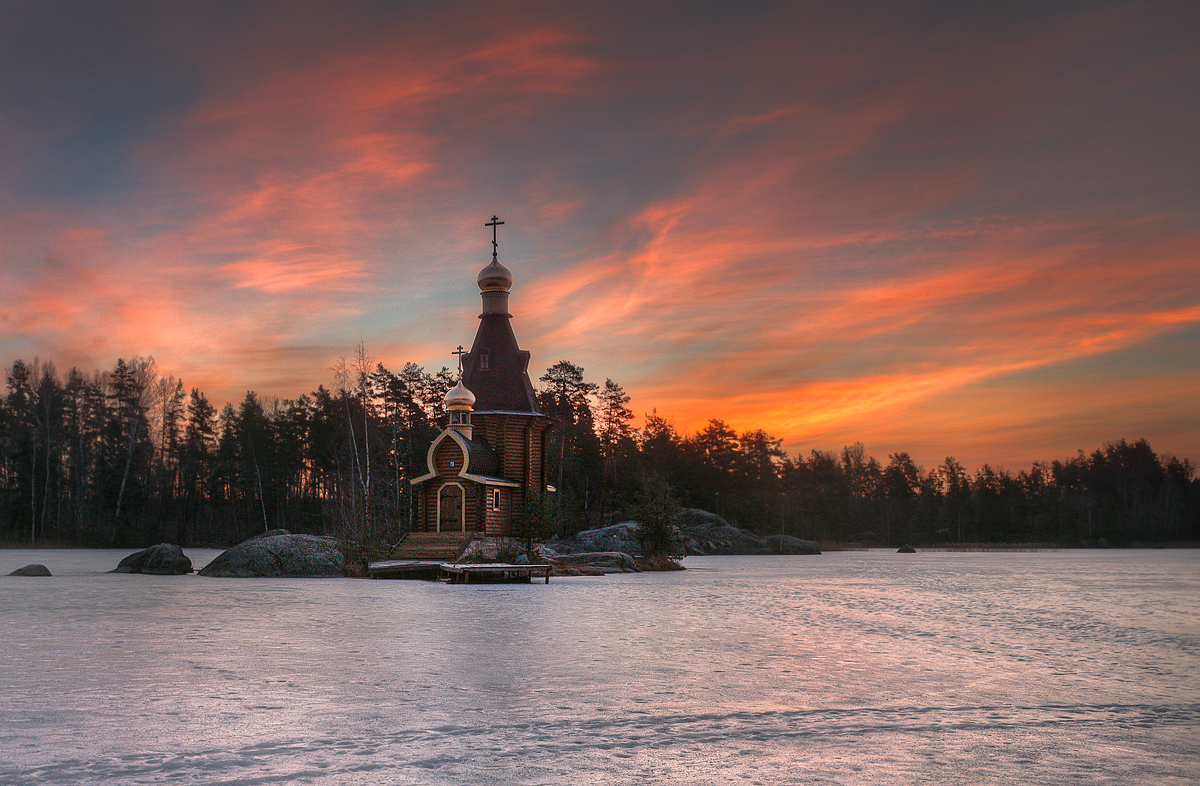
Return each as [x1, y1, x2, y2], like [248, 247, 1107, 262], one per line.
[1, 549, 1198, 784]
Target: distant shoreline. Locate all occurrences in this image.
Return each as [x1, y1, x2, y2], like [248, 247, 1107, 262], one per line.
[817, 540, 1200, 551]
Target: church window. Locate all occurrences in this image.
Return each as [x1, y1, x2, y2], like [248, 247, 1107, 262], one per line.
[480, 352, 490, 370]
[492, 489, 501, 510]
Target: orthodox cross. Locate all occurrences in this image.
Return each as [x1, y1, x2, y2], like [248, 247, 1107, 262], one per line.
[452, 345, 467, 375]
[485, 215, 504, 259]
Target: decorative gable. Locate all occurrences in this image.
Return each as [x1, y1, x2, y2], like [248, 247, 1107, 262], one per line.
[435, 438, 465, 475]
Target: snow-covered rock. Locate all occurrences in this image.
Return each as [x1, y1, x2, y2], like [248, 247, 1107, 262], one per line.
[458, 536, 526, 563]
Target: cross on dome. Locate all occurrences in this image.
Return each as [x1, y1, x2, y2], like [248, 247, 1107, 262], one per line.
[477, 215, 513, 294]
[485, 215, 504, 260]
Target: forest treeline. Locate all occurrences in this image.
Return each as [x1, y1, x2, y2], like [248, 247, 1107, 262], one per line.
[2, 354, 1196, 549]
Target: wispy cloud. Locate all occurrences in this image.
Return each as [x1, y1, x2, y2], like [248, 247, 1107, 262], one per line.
[0, 1, 1196, 468]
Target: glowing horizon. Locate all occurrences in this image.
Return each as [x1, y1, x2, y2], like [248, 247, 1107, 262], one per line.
[1, 2, 1197, 473]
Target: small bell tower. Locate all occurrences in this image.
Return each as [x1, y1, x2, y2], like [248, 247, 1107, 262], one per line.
[444, 345, 475, 440]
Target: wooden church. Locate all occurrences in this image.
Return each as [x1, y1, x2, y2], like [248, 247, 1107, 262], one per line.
[409, 219, 554, 536]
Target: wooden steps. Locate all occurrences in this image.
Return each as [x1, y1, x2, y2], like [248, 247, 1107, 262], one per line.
[386, 531, 475, 561]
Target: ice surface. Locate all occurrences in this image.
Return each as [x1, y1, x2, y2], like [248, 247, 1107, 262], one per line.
[1, 549, 1197, 784]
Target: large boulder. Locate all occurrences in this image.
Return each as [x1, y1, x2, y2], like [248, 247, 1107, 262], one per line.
[763, 534, 822, 555]
[675, 509, 783, 555]
[458, 536, 525, 563]
[199, 531, 345, 577]
[550, 522, 641, 555]
[9, 564, 51, 576]
[675, 509, 762, 554]
[550, 551, 639, 573]
[110, 544, 193, 574]
[550, 508, 822, 558]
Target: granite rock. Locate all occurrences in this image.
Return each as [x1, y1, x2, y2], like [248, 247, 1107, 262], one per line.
[111, 544, 193, 575]
[763, 534, 822, 555]
[199, 531, 345, 577]
[549, 508, 822, 557]
[550, 522, 641, 555]
[9, 563, 51, 576]
[550, 551, 639, 573]
[674, 508, 768, 555]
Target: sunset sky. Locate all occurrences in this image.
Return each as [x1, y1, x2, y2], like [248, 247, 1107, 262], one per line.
[1, 1, 1197, 471]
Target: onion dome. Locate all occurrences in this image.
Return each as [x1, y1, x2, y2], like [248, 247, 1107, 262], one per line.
[443, 379, 476, 410]
[477, 257, 513, 292]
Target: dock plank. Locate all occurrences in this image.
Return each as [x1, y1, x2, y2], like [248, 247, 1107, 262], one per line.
[440, 563, 551, 584]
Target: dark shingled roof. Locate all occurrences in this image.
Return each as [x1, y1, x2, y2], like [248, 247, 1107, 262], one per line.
[461, 312, 542, 414]
[462, 436, 499, 477]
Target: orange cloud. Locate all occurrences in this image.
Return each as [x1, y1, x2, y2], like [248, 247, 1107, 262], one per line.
[513, 132, 1199, 468]
[217, 250, 367, 293]
[1, 2, 1195, 471]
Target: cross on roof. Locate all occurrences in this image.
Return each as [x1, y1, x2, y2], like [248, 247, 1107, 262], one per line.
[485, 215, 504, 259]
[452, 345, 467, 375]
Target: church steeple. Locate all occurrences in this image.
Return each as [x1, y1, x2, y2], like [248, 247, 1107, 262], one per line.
[462, 216, 542, 414]
[407, 217, 555, 537]
[477, 215, 513, 316]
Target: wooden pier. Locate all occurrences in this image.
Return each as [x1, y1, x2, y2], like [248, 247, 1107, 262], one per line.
[367, 559, 551, 583]
[368, 559, 444, 580]
[440, 563, 551, 584]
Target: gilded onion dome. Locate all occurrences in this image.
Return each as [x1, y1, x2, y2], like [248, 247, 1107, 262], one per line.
[443, 379, 476, 410]
[477, 257, 513, 292]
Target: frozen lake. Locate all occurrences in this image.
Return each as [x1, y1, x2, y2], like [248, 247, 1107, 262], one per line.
[2, 548, 1197, 785]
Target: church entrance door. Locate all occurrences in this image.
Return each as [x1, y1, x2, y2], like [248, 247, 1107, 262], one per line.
[438, 484, 465, 532]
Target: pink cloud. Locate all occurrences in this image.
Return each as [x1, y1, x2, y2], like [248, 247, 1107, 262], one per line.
[1, 2, 1195, 471]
